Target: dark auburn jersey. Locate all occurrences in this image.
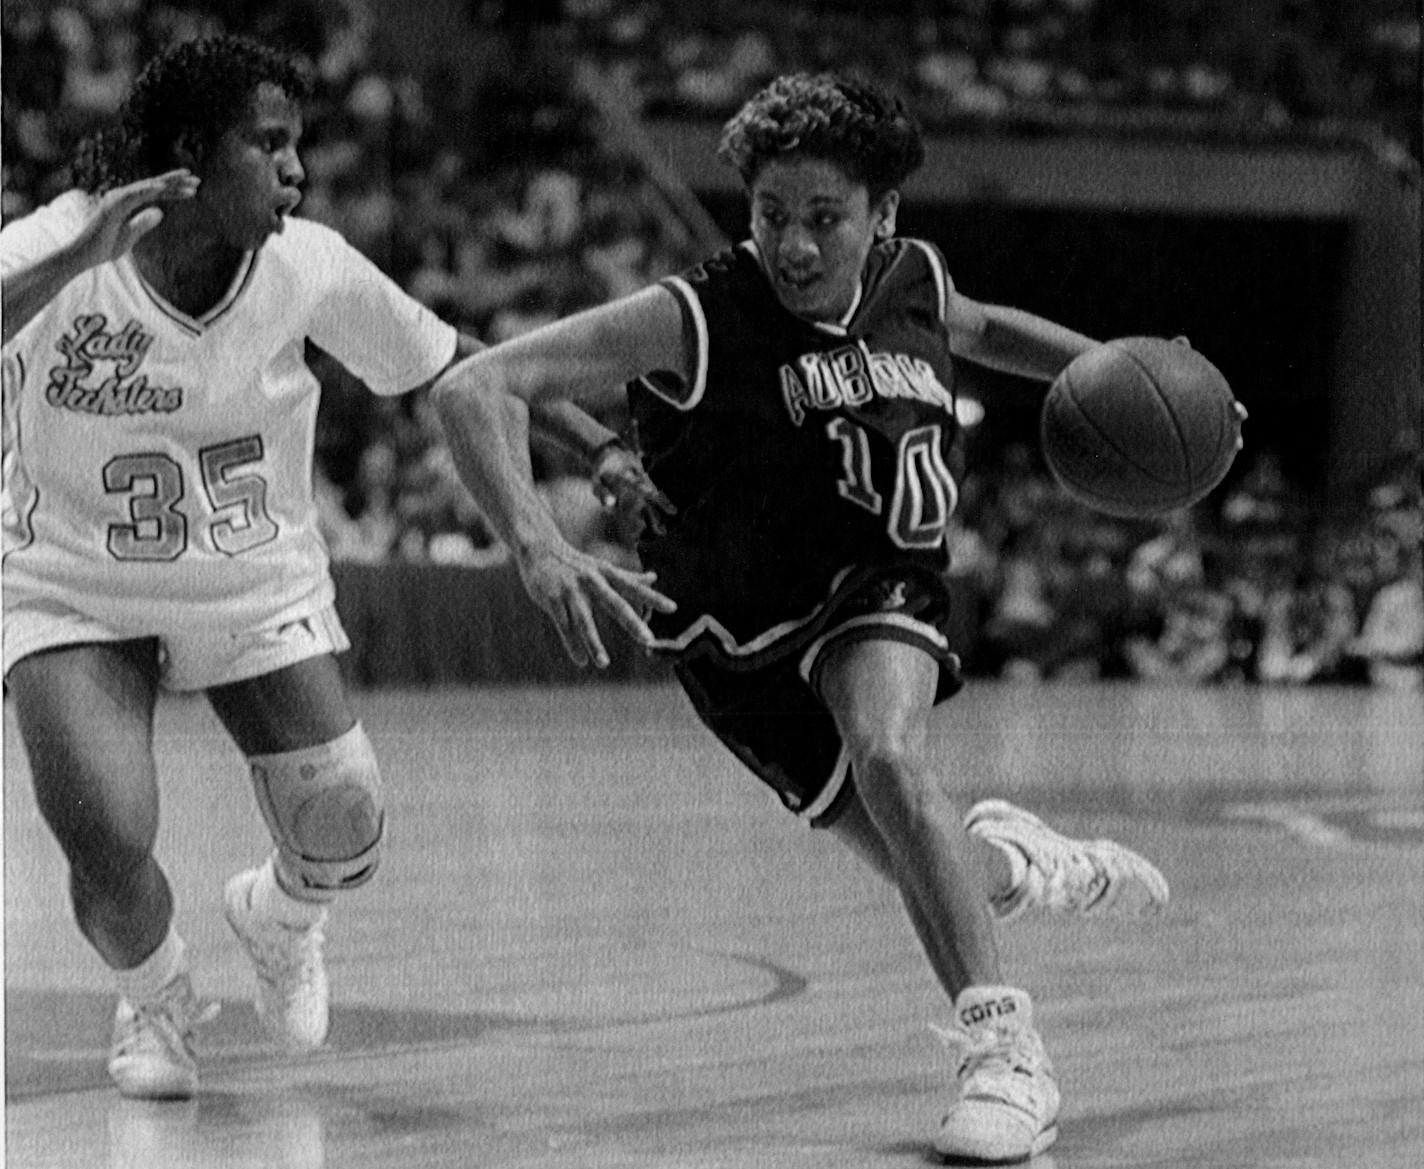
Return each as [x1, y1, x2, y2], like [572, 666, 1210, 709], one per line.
[629, 236, 964, 659]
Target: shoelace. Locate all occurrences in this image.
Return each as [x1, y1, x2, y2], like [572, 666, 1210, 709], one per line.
[115, 994, 221, 1058]
[930, 1023, 1046, 1114]
[1037, 845, 1110, 913]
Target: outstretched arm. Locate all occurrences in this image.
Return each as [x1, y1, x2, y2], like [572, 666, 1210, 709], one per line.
[3, 170, 198, 344]
[944, 291, 1098, 382]
[430, 286, 687, 666]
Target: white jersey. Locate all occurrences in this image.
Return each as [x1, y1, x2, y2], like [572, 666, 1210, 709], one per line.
[2, 191, 457, 633]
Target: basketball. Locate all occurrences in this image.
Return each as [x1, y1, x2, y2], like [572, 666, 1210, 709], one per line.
[1040, 336, 1243, 518]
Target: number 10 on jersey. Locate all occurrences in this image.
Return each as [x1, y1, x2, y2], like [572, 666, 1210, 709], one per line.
[826, 419, 959, 550]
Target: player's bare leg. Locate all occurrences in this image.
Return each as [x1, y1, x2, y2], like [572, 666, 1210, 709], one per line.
[820, 639, 1001, 989]
[9, 640, 214, 1098]
[209, 652, 372, 1052]
[11, 641, 169, 966]
[832, 793, 1019, 958]
[819, 639, 1059, 1163]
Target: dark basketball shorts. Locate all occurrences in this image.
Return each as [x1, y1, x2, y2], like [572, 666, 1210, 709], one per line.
[671, 566, 964, 829]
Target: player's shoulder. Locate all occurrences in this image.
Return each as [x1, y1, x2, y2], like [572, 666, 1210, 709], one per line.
[258, 215, 366, 281]
[2, 189, 97, 235]
[664, 241, 773, 314]
[0, 190, 97, 269]
[672, 241, 761, 288]
[876, 236, 953, 287]
[866, 236, 954, 320]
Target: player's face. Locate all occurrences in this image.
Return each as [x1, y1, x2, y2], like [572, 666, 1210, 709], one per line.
[193, 82, 305, 249]
[747, 157, 897, 323]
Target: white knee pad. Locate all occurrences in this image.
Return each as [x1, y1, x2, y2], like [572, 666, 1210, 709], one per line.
[249, 723, 383, 894]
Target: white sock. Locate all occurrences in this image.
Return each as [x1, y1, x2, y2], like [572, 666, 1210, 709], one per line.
[115, 928, 185, 1003]
[251, 856, 331, 927]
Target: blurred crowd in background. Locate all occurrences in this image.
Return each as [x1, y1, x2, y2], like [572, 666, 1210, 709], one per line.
[950, 443, 1422, 689]
[4, 0, 1420, 688]
[565, 0, 1421, 167]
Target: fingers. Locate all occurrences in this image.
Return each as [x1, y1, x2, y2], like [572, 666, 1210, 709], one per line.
[120, 206, 166, 247]
[580, 569, 677, 666]
[144, 169, 202, 198]
[112, 169, 200, 210]
[583, 572, 659, 647]
[104, 171, 199, 231]
[1231, 400, 1248, 450]
[89, 170, 200, 264]
[559, 593, 605, 669]
[608, 567, 677, 615]
[523, 538, 679, 668]
[535, 582, 602, 669]
[561, 576, 647, 670]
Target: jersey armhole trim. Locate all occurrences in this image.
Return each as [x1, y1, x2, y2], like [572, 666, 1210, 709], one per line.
[634, 276, 707, 411]
[905, 238, 952, 325]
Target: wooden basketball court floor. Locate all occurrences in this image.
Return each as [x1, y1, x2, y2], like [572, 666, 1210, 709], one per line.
[5, 680, 1422, 1168]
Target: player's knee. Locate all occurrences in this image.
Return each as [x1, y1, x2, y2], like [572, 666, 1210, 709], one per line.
[69, 837, 153, 898]
[850, 736, 936, 831]
[249, 723, 384, 895]
[849, 727, 923, 792]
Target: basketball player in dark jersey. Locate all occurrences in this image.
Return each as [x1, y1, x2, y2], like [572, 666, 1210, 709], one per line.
[433, 73, 1171, 1164]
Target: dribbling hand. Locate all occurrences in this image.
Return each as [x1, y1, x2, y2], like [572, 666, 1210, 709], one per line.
[1174, 336, 1248, 452]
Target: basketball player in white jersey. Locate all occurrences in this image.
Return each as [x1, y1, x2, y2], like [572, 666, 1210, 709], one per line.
[1, 34, 672, 1099]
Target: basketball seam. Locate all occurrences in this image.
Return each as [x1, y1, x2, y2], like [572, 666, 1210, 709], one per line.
[1116, 343, 1192, 483]
[1057, 384, 1182, 490]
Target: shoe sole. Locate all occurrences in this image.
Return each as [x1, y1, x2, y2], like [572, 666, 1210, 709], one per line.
[111, 1077, 197, 1101]
[935, 1120, 1058, 1164]
[109, 1060, 198, 1100]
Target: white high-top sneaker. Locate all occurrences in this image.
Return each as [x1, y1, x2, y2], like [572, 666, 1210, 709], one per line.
[107, 971, 219, 1099]
[223, 866, 329, 1052]
[934, 985, 1060, 1164]
[967, 799, 1170, 921]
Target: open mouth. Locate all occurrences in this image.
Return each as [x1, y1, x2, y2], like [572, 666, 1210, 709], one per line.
[778, 269, 819, 293]
[270, 198, 300, 233]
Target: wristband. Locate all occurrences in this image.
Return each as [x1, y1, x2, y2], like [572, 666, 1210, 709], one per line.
[590, 436, 631, 466]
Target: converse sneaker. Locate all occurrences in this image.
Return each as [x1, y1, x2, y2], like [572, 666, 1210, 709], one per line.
[966, 799, 1169, 921]
[934, 986, 1059, 1164]
[107, 972, 219, 1100]
[223, 867, 329, 1051]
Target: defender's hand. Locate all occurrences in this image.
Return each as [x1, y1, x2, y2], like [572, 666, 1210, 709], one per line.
[77, 169, 201, 266]
[516, 539, 676, 668]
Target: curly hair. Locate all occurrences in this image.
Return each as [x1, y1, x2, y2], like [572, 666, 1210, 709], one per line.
[71, 35, 313, 194]
[716, 73, 925, 200]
